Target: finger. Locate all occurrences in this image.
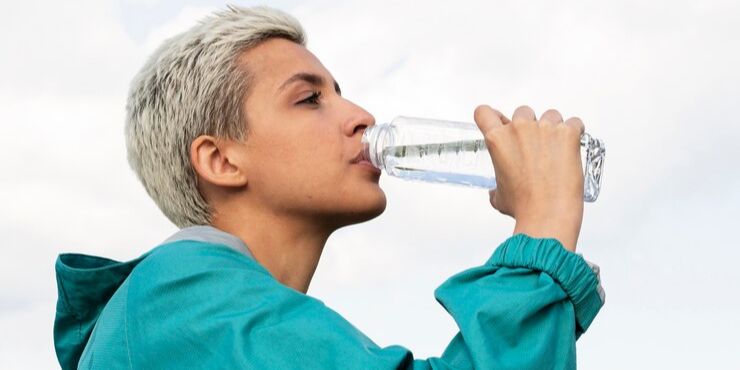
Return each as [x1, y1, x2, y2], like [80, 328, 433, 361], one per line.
[499, 112, 511, 124]
[540, 109, 563, 124]
[563, 116, 586, 136]
[512, 105, 536, 122]
[474, 105, 508, 133]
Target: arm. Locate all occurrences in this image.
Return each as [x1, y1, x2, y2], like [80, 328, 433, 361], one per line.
[122, 237, 603, 370]
[434, 234, 603, 369]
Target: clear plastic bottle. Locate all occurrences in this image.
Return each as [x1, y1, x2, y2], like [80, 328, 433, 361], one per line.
[361, 116, 605, 202]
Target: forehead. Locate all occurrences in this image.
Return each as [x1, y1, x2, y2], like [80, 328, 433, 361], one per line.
[239, 38, 331, 91]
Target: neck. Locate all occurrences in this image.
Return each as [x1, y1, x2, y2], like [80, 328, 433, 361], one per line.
[212, 206, 333, 294]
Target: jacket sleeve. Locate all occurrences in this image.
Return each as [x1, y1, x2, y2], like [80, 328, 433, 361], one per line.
[124, 233, 604, 370]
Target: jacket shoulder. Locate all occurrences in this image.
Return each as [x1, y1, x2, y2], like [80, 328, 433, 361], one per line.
[79, 240, 273, 368]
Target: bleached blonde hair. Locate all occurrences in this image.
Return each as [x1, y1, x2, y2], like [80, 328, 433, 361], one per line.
[125, 5, 306, 227]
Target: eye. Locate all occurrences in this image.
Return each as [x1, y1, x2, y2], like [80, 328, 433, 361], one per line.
[297, 91, 322, 105]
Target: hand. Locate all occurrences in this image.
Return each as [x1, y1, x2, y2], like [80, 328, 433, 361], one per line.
[473, 105, 585, 251]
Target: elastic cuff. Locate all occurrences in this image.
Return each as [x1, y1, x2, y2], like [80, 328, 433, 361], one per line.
[486, 233, 604, 334]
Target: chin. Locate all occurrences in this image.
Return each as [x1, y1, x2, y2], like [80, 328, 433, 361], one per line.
[358, 191, 387, 221]
[331, 186, 387, 228]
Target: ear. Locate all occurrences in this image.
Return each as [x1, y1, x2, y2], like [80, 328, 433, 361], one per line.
[190, 135, 248, 188]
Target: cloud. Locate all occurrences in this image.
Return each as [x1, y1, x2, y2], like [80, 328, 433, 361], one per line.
[2, 0, 739, 368]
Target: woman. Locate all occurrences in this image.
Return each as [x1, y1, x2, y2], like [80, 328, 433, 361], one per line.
[53, 6, 604, 369]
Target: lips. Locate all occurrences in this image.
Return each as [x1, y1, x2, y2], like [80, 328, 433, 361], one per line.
[350, 147, 381, 176]
[351, 146, 372, 165]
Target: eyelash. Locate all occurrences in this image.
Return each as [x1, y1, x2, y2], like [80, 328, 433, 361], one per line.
[298, 91, 322, 105]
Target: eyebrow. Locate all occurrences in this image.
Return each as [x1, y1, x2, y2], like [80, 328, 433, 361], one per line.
[277, 72, 341, 95]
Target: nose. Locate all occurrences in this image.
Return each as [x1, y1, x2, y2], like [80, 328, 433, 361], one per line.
[343, 100, 375, 137]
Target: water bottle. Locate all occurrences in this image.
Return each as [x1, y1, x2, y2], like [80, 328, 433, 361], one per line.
[361, 116, 605, 202]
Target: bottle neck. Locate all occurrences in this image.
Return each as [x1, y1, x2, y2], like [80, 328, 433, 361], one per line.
[361, 123, 393, 170]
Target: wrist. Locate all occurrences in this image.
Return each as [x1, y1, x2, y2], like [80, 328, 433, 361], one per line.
[513, 215, 581, 252]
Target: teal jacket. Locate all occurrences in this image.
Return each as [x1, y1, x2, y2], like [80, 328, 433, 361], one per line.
[54, 226, 604, 369]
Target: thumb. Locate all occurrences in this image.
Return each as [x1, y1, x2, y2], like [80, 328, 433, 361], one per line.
[488, 189, 498, 210]
[489, 188, 511, 216]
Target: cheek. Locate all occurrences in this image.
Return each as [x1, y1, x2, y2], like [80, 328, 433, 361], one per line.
[251, 127, 345, 197]
[291, 132, 346, 189]
[247, 127, 385, 220]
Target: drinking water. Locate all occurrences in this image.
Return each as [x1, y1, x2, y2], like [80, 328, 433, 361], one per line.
[381, 139, 495, 188]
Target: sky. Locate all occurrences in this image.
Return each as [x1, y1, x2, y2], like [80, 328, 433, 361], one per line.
[1, 0, 739, 368]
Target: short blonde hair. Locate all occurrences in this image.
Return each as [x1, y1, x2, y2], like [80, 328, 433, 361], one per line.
[125, 5, 306, 227]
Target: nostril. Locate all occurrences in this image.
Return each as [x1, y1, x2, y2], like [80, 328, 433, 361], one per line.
[354, 124, 368, 135]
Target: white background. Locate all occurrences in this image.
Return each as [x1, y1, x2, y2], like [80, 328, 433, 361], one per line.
[1, 0, 739, 368]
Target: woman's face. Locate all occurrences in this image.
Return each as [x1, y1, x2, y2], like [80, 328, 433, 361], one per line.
[236, 37, 386, 228]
